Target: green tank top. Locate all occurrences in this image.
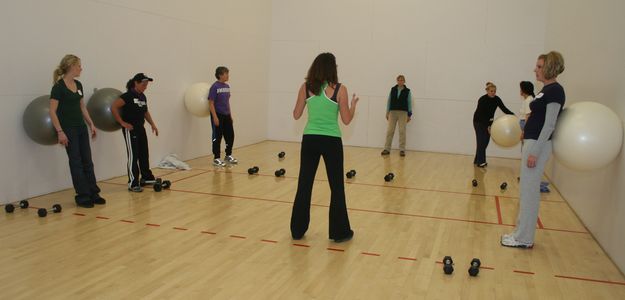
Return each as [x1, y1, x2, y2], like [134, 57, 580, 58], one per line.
[303, 83, 341, 137]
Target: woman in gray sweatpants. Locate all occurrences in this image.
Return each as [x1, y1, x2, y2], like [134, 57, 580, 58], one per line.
[501, 51, 566, 248]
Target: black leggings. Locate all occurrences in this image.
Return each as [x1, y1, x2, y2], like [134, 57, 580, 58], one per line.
[473, 121, 491, 164]
[290, 134, 352, 240]
[211, 113, 234, 159]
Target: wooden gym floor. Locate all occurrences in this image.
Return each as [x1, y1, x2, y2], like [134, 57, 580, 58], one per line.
[1, 141, 624, 299]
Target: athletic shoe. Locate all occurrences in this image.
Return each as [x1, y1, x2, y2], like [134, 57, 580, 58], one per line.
[400, 151, 406, 157]
[76, 200, 94, 208]
[501, 234, 533, 248]
[92, 195, 107, 205]
[478, 162, 488, 168]
[333, 230, 354, 243]
[540, 186, 551, 193]
[213, 158, 226, 167]
[381, 150, 390, 156]
[224, 155, 238, 164]
[128, 186, 143, 193]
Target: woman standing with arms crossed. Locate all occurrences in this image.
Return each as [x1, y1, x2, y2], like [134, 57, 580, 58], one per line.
[502, 51, 565, 248]
[49, 54, 106, 208]
[290, 53, 359, 243]
[472, 82, 515, 167]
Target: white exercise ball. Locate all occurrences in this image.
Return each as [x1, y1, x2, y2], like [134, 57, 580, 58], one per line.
[553, 101, 623, 171]
[491, 115, 522, 147]
[184, 82, 211, 117]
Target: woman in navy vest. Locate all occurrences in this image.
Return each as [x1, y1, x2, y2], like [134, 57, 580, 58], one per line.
[501, 51, 566, 248]
[382, 75, 413, 157]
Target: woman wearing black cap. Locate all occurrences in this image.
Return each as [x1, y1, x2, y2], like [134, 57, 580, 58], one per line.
[111, 73, 159, 192]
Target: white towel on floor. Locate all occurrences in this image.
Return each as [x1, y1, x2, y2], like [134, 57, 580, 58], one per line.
[157, 154, 191, 170]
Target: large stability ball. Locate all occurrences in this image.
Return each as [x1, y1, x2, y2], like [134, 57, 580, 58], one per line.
[491, 115, 522, 147]
[553, 101, 623, 171]
[184, 82, 211, 117]
[87, 88, 122, 132]
[23, 95, 57, 145]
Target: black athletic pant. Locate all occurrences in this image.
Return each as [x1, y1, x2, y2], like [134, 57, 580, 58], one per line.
[211, 113, 234, 159]
[290, 134, 352, 240]
[63, 125, 101, 204]
[473, 121, 491, 165]
[123, 126, 154, 187]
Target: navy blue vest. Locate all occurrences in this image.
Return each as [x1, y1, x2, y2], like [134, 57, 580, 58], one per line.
[389, 85, 410, 111]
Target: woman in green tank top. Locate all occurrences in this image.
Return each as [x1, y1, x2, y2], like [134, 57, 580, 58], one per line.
[290, 52, 359, 243]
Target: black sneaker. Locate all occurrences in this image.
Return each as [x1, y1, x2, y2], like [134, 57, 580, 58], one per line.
[128, 186, 143, 193]
[381, 150, 390, 156]
[92, 195, 106, 205]
[333, 230, 354, 243]
[76, 200, 94, 208]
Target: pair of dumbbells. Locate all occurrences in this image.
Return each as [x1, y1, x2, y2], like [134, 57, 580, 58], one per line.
[4, 200, 29, 213]
[346, 169, 356, 179]
[442, 256, 481, 276]
[248, 166, 260, 175]
[140, 178, 172, 192]
[471, 179, 508, 191]
[384, 172, 395, 182]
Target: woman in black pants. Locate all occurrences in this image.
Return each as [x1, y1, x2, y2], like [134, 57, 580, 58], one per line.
[49, 54, 106, 208]
[472, 82, 514, 167]
[291, 53, 359, 242]
[111, 73, 158, 192]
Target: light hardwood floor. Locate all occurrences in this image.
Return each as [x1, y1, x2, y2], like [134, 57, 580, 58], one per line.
[1, 141, 624, 299]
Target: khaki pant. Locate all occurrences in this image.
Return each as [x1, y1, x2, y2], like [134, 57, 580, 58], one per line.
[384, 110, 408, 151]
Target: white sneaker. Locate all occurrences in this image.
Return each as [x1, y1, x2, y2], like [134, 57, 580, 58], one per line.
[213, 158, 226, 167]
[501, 234, 533, 248]
[224, 155, 238, 164]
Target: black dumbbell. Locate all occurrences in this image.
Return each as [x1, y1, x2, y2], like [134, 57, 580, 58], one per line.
[275, 168, 286, 177]
[37, 204, 62, 217]
[153, 178, 172, 192]
[384, 172, 395, 182]
[278, 151, 286, 159]
[472, 179, 478, 187]
[443, 256, 454, 275]
[468, 258, 481, 276]
[248, 166, 259, 175]
[346, 169, 356, 179]
[4, 200, 29, 213]
[500, 182, 508, 190]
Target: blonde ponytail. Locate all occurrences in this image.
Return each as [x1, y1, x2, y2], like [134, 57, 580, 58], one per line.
[53, 54, 81, 83]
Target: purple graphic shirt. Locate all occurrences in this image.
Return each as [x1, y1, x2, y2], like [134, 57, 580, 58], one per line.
[208, 81, 231, 115]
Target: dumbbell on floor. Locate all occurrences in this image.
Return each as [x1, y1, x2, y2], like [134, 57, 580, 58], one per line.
[384, 172, 395, 182]
[37, 204, 62, 217]
[278, 151, 286, 159]
[443, 256, 454, 275]
[500, 182, 508, 190]
[275, 168, 286, 177]
[248, 166, 259, 175]
[4, 200, 29, 213]
[468, 258, 481, 276]
[346, 169, 356, 179]
[472, 179, 478, 187]
[153, 178, 172, 192]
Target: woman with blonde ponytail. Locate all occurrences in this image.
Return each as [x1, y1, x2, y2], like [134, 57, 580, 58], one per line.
[49, 54, 106, 208]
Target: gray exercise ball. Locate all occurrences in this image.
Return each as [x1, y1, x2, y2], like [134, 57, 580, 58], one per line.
[87, 87, 122, 132]
[23, 95, 57, 145]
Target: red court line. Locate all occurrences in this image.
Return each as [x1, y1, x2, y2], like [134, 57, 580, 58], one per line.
[261, 239, 278, 243]
[28, 206, 41, 210]
[514, 270, 535, 275]
[201, 231, 217, 235]
[348, 206, 510, 227]
[146, 223, 160, 227]
[555, 275, 625, 286]
[73, 213, 86, 216]
[541, 227, 589, 234]
[495, 196, 503, 225]
[361, 252, 381, 257]
[481, 266, 495, 270]
[537, 217, 545, 229]
[120, 220, 135, 223]
[398, 257, 417, 261]
[293, 243, 310, 248]
[327, 247, 345, 252]
[173, 227, 189, 231]
[95, 216, 110, 220]
[229, 235, 246, 239]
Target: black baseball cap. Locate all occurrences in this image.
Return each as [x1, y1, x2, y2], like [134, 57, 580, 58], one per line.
[132, 73, 153, 82]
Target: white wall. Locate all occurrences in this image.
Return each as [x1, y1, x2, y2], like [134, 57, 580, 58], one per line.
[0, 0, 270, 203]
[545, 0, 625, 273]
[268, 0, 546, 157]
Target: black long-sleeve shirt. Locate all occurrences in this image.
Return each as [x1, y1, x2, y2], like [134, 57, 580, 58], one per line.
[472, 95, 514, 126]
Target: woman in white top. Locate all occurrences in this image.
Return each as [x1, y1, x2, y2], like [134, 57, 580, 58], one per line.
[519, 81, 535, 129]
